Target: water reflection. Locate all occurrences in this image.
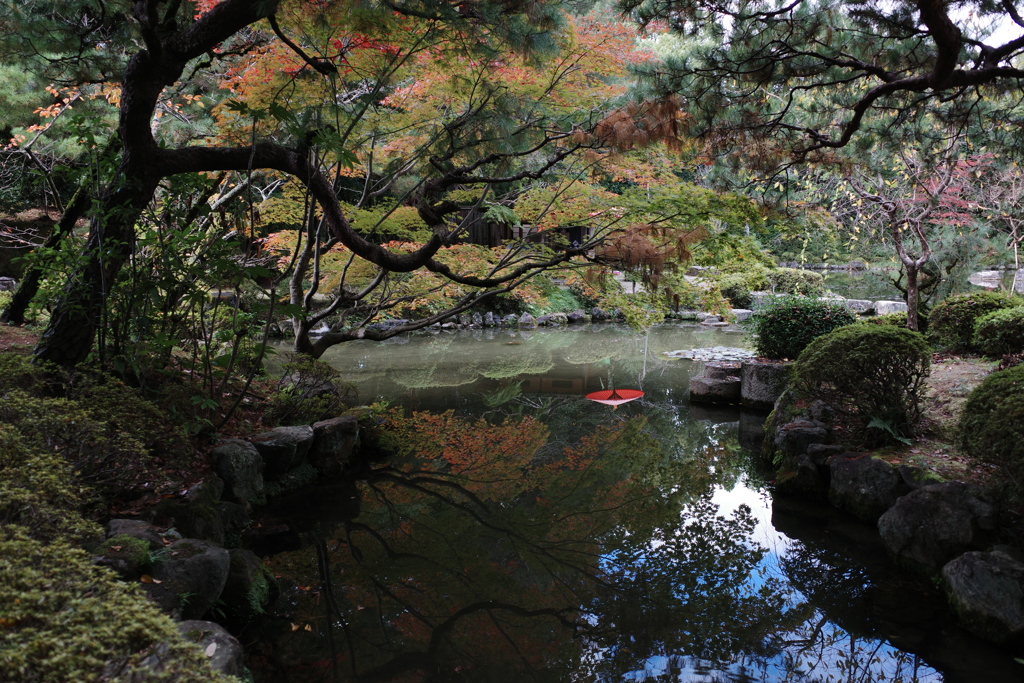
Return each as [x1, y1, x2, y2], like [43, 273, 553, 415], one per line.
[248, 411, 797, 682]
[280, 323, 731, 412]
[251, 325, 1024, 682]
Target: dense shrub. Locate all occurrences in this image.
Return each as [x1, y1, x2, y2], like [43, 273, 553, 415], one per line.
[265, 356, 356, 426]
[958, 364, 1024, 495]
[765, 268, 825, 297]
[718, 274, 751, 308]
[794, 325, 931, 445]
[715, 265, 771, 308]
[972, 306, 1024, 357]
[929, 291, 1022, 351]
[0, 406, 238, 682]
[859, 311, 929, 333]
[0, 356, 188, 495]
[0, 527, 239, 683]
[747, 296, 857, 360]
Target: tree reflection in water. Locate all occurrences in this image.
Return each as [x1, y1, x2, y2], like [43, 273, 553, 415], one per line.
[246, 409, 801, 682]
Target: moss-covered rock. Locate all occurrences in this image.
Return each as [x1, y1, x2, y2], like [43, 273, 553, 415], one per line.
[151, 498, 226, 546]
[95, 533, 152, 580]
[262, 462, 318, 500]
[220, 549, 278, 626]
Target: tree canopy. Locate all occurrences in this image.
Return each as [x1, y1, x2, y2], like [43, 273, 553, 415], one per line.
[624, 0, 1024, 167]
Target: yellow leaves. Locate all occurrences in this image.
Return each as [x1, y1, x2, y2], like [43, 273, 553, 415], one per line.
[102, 86, 121, 107]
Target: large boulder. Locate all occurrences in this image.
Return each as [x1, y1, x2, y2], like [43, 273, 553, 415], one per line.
[689, 376, 741, 404]
[143, 539, 230, 620]
[845, 299, 875, 314]
[176, 620, 245, 677]
[547, 311, 569, 325]
[774, 455, 827, 500]
[219, 548, 278, 625]
[209, 439, 264, 506]
[943, 550, 1024, 644]
[827, 453, 909, 522]
[773, 419, 831, 460]
[309, 415, 360, 478]
[248, 425, 314, 477]
[151, 477, 228, 545]
[874, 300, 908, 315]
[218, 501, 250, 549]
[878, 482, 997, 573]
[150, 497, 225, 546]
[740, 360, 789, 410]
[106, 519, 165, 549]
[567, 309, 587, 323]
[517, 312, 537, 328]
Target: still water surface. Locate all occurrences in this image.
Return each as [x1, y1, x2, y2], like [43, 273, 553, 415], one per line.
[251, 324, 1024, 682]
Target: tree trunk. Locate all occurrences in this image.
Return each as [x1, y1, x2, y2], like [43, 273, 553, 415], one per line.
[32, 178, 158, 367]
[905, 264, 920, 332]
[2, 187, 92, 325]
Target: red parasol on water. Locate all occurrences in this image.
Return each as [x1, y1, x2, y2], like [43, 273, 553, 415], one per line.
[585, 388, 644, 407]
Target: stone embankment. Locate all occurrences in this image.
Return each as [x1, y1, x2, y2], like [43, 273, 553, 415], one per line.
[93, 413, 364, 677]
[762, 387, 1024, 646]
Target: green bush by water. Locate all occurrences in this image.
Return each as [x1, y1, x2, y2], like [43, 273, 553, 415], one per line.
[794, 325, 931, 446]
[972, 307, 1024, 357]
[766, 268, 826, 297]
[929, 291, 1022, 351]
[716, 268, 770, 309]
[747, 296, 856, 360]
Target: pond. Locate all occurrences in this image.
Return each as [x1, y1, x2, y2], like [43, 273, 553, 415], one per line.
[249, 324, 1024, 682]
[821, 268, 1019, 301]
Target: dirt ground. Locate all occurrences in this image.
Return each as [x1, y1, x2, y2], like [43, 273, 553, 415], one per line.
[877, 354, 999, 485]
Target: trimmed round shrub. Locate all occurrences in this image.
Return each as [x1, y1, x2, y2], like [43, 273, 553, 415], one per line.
[972, 306, 1024, 357]
[959, 364, 1024, 492]
[794, 325, 931, 445]
[929, 291, 1022, 351]
[859, 311, 929, 333]
[766, 268, 825, 297]
[717, 273, 753, 309]
[747, 296, 857, 360]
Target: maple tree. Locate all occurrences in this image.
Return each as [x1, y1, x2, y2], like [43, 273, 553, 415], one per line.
[1, 0, 654, 367]
[840, 143, 985, 330]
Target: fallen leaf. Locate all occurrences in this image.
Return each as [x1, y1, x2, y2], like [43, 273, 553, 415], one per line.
[205, 642, 217, 657]
[290, 623, 301, 632]
[139, 575, 162, 584]
[304, 624, 313, 632]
